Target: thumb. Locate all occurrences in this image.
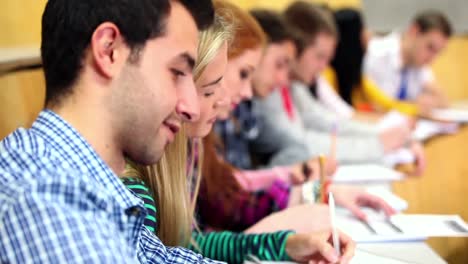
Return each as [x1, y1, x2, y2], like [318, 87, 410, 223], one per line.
[318, 240, 339, 263]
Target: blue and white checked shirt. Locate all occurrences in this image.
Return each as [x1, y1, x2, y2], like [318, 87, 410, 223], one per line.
[0, 110, 221, 263]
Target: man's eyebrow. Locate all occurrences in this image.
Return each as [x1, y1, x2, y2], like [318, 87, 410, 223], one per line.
[179, 52, 196, 71]
[202, 76, 223, 88]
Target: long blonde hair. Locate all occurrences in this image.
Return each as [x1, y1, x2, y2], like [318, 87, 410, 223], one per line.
[123, 12, 234, 247]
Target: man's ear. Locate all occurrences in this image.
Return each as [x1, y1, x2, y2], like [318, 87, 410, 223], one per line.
[407, 23, 421, 38]
[90, 22, 127, 79]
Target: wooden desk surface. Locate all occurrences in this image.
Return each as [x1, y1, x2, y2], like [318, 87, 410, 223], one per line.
[0, 46, 41, 74]
[393, 125, 468, 264]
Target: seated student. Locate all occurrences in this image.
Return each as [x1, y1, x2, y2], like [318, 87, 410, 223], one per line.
[123, 5, 355, 264]
[319, 8, 420, 116]
[251, 0, 412, 167]
[0, 0, 220, 263]
[196, 7, 395, 233]
[364, 10, 452, 115]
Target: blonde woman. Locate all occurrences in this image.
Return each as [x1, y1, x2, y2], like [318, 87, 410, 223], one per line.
[123, 1, 355, 264]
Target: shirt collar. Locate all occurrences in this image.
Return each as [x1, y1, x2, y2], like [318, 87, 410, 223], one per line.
[31, 109, 142, 209]
[388, 32, 404, 71]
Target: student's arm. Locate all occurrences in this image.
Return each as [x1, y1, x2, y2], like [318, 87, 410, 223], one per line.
[233, 166, 295, 192]
[291, 82, 378, 137]
[190, 230, 293, 264]
[417, 81, 449, 115]
[361, 76, 419, 116]
[0, 173, 218, 264]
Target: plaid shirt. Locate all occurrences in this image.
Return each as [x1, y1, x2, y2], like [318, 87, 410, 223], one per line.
[0, 110, 220, 264]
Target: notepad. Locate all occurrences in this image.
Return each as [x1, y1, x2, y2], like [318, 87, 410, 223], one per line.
[336, 209, 468, 243]
[244, 249, 412, 264]
[412, 120, 458, 141]
[332, 164, 404, 184]
[430, 108, 468, 123]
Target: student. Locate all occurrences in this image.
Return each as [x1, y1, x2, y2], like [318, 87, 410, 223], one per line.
[251, 1, 411, 167]
[197, 7, 395, 234]
[322, 8, 420, 116]
[364, 10, 452, 115]
[0, 0, 219, 263]
[318, 9, 416, 116]
[123, 4, 355, 263]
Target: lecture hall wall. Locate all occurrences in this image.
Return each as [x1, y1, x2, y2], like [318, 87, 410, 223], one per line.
[1, 0, 468, 139]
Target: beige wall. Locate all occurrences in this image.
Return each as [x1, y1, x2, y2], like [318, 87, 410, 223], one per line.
[0, 0, 47, 139]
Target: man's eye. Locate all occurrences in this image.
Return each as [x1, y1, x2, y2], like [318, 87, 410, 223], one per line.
[204, 92, 215, 97]
[171, 69, 186, 77]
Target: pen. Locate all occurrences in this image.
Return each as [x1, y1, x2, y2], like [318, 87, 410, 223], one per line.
[328, 192, 341, 256]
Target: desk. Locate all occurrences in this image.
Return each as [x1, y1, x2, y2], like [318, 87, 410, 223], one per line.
[393, 126, 468, 263]
[0, 46, 41, 75]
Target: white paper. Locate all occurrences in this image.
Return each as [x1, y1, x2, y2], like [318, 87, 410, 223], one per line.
[412, 120, 458, 141]
[350, 250, 411, 264]
[244, 250, 412, 264]
[336, 209, 468, 243]
[332, 164, 404, 184]
[383, 148, 415, 167]
[430, 108, 468, 123]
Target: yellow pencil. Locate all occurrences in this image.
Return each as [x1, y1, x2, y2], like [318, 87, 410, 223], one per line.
[318, 155, 326, 203]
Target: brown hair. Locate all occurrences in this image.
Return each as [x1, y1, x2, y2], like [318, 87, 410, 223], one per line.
[413, 10, 452, 37]
[214, 0, 267, 59]
[284, 1, 337, 56]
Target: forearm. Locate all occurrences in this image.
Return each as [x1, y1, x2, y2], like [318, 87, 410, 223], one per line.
[190, 230, 294, 264]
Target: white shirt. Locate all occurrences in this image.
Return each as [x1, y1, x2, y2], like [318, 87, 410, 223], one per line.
[316, 76, 355, 119]
[363, 32, 435, 101]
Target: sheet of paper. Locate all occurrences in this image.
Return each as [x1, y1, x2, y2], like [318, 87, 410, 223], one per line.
[383, 148, 415, 167]
[332, 164, 404, 184]
[244, 250, 412, 264]
[430, 108, 468, 123]
[336, 209, 468, 243]
[412, 120, 458, 141]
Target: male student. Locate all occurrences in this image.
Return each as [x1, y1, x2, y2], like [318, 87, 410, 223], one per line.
[364, 10, 452, 115]
[0, 0, 217, 263]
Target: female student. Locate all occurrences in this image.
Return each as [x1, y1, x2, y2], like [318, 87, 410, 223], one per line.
[123, 2, 355, 263]
[196, 7, 395, 234]
[323, 8, 420, 116]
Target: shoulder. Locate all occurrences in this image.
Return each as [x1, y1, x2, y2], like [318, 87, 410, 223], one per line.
[367, 33, 399, 58]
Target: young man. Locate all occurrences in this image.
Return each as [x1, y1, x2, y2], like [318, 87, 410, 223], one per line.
[364, 10, 452, 115]
[0, 0, 217, 263]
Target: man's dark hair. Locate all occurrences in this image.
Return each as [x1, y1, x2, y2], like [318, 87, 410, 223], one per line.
[413, 9, 452, 37]
[284, 1, 337, 56]
[41, 0, 214, 107]
[250, 9, 296, 44]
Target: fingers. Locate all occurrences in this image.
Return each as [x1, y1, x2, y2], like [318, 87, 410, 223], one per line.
[317, 238, 339, 263]
[358, 194, 397, 217]
[338, 231, 355, 264]
[344, 201, 367, 222]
